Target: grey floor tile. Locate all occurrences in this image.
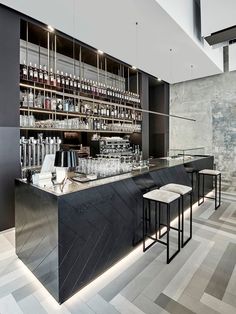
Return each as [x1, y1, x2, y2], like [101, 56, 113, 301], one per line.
[205, 242, 236, 300]
[12, 281, 39, 302]
[18, 295, 47, 314]
[155, 293, 195, 314]
[99, 245, 165, 302]
[87, 294, 120, 314]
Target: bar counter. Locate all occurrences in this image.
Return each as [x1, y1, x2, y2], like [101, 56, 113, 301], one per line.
[15, 155, 213, 303]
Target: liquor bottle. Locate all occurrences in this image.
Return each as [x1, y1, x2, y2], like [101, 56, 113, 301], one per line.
[106, 105, 110, 117]
[28, 88, 34, 107]
[56, 98, 63, 111]
[63, 99, 69, 112]
[98, 82, 101, 96]
[22, 90, 28, 107]
[65, 73, 69, 88]
[44, 93, 51, 110]
[81, 78, 84, 92]
[49, 68, 54, 86]
[84, 79, 88, 92]
[35, 91, 43, 108]
[97, 105, 101, 116]
[69, 74, 74, 89]
[69, 99, 74, 112]
[111, 106, 114, 117]
[60, 72, 65, 87]
[125, 109, 129, 119]
[93, 104, 98, 115]
[87, 80, 91, 93]
[114, 106, 118, 118]
[56, 70, 61, 87]
[28, 62, 34, 81]
[21, 60, 28, 80]
[51, 95, 57, 110]
[73, 75, 77, 90]
[43, 65, 48, 84]
[33, 64, 38, 82]
[77, 77, 81, 90]
[38, 65, 43, 83]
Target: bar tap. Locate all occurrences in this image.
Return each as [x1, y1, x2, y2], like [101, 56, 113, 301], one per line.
[20, 135, 62, 171]
[36, 138, 40, 167]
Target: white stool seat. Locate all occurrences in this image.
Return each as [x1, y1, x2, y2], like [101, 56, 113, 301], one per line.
[143, 189, 180, 204]
[160, 183, 192, 195]
[199, 169, 221, 176]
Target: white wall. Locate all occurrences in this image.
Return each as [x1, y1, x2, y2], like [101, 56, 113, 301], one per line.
[201, 0, 236, 36]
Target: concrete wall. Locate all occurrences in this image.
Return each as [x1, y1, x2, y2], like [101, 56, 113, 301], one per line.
[170, 71, 236, 186]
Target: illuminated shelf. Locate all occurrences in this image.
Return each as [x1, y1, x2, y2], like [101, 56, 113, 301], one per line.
[20, 82, 142, 112]
[19, 107, 139, 123]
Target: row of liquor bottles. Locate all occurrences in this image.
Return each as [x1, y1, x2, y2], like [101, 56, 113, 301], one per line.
[20, 89, 142, 121]
[20, 114, 142, 133]
[20, 62, 141, 105]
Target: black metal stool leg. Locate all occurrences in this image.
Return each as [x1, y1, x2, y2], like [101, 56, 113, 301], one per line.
[181, 195, 184, 247]
[142, 198, 146, 252]
[215, 175, 217, 210]
[155, 201, 157, 240]
[198, 173, 201, 205]
[190, 192, 192, 240]
[182, 192, 192, 247]
[178, 198, 181, 251]
[203, 174, 205, 203]
[167, 203, 170, 264]
[219, 173, 221, 206]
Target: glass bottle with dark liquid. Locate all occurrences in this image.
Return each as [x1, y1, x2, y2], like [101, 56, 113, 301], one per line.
[21, 60, 28, 80]
[28, 62, 34, 81]
[33, 64, 38, 82]
[38, 65, 43, 83]
[43, 65, 48, 84]
[56, 70, 61, 87]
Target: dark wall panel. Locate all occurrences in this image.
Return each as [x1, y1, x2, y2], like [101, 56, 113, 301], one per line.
[0, 5, 20, 127]
[149, 83, 169, 157]
[0, 5, 21, 230]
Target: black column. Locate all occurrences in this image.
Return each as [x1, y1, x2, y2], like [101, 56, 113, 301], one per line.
[149, 82, 169, 157]
[140, 73, 149, 159]
[0, 5, 21, 231]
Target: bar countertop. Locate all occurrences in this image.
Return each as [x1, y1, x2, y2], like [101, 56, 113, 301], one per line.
[18, 155, 210, 196]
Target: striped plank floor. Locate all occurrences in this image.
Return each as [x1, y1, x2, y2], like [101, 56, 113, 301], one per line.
[0, 189, 236, 313]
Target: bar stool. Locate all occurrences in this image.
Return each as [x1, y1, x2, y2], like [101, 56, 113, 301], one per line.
[143, 189, 181, 264]
[198, 169, 221, 210]
[160, 183, 192, 247]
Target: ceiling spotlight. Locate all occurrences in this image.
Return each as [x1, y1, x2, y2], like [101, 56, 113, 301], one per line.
[157, 78, 162, 82]
[131, 65, 137, 70]
[98, 50, 104, 55]
[47, 25, 54, 32]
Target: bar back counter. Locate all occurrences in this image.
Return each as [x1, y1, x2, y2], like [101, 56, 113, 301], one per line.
[15, 156, 213, 303]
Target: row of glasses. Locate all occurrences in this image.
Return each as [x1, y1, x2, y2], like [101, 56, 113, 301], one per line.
[20, 114, 36, 127]
[77, 156, 133, 178]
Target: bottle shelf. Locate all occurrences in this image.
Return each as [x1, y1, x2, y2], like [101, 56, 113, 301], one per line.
[19, 107, 138, 123]
[20, 82, 142, 112]
[20, 127, 141, 134]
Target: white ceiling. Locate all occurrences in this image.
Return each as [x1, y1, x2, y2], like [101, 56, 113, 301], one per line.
[0, 0, 224, 83]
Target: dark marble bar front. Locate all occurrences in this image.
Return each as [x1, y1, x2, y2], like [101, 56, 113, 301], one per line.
[15, 156, 213, 303]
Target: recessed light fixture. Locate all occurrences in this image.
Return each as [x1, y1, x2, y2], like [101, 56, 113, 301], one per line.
[47, 25, 54, 32]
[98, 50, 104, 55]
[157, 78, 162, 82]
[131, 65, 137, 70]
